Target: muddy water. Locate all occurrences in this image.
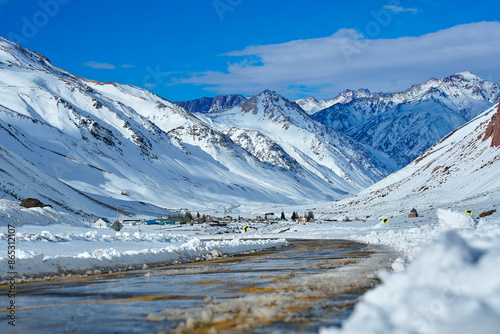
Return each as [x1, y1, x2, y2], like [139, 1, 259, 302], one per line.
[0, 240, 395, 333]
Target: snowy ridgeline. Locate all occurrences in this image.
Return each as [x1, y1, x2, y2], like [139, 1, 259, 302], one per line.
[320, 209, 500, 334]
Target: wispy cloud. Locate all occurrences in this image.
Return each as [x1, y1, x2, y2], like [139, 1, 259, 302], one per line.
[179, 22, 500, 98]
[121, 64, 135, 68]
[383, 5, 418, 13]
[83, 61, 116, 70]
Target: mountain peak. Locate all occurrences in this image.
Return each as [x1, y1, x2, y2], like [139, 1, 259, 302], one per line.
[453, 71, 481, 80]
[174, 94, 246, 113]
[336, 88, 373, 99]
[256, 89, 280, 98]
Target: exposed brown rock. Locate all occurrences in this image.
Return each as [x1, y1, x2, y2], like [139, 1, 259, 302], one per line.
[20, 198, 45, 208]
[478, 209, 496, 218]
[483, 103, 500, 147]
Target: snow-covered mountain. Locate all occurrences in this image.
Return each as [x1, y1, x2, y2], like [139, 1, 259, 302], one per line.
[0, 37, 390, 216]
[327, 102, 500, 219]
[313, 72, 500, 167]
[295, 89, 374, 114]
[175, 94, 246, 113]
[294, 97, 336, 115]
[196, 90, 395, 192]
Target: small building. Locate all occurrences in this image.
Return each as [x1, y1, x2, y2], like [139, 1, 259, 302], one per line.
[110, 220, 124, 231]
[93, 218, 110, 229]
[408, 208, 419, 218]
[122, 219, 141, 226]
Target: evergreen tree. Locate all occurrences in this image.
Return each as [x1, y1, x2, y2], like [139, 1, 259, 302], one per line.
[196, 211, 200, 219]
[307, 211, 314, 221]
[201, 214, 206, 223]
[281, 212, 285, 220]
[291, 212, 297, 221]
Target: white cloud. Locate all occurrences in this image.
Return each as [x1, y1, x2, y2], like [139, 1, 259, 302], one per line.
[179, 22, 500, 99]
[83, 61, 116, 70]
[383, 5, 418, 13]
[121, 64, 135, 68]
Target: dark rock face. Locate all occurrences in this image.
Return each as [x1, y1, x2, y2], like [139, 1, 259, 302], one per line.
[20, 198, 45, 208]
[482, 103, 500, 147]
[175, 95, 246, 113]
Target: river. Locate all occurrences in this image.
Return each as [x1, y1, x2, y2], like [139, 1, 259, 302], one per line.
[1, 239, 396, 333]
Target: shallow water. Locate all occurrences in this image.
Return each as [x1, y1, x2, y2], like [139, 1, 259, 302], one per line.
[0, 240, 394, 333]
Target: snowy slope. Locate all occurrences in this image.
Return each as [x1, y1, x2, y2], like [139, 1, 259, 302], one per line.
[324, 102, 500, 220]
[0, 37, 391, 217]
[313, 72, 500, 167]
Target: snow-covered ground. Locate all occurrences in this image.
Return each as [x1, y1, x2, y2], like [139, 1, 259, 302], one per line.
[1, 194, 499, 333]
[319, 208, 500, 334]
[0, 199, 288, 281]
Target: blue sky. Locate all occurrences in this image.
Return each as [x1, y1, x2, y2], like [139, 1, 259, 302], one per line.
[1, 0, 500, 101]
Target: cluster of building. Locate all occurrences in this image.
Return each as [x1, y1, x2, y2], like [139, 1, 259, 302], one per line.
[92, 211, 316, 230]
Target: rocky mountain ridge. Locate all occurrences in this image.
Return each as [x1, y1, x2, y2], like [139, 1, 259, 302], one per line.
[175, 94, 246, 113]
[312, 72, 500, 167]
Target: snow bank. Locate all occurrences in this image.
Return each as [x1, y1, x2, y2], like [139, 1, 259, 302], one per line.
[0, 199, 288, 282]
[321, 210, 500, 334]
[0, 236, 286, 282]
[0, 225, 286, 282]
[437, 208, 478, 230]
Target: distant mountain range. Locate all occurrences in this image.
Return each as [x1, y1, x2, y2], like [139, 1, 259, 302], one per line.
[328, 101, 500, 219]
[2, 35, 499, 217]
[178, 73, 500, 169]
[300, 72, 500, 167]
